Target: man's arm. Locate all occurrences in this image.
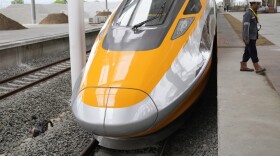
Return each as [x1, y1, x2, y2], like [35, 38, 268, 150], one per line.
[243, 12, 251, 44]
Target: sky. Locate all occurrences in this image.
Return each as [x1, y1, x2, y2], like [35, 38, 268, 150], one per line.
[0, 0, 245, 9]
[23, 0, 119, 3]
[216, 0, 245, 3]
[0, 0, 120, 8]
[1, 0, 118, 4]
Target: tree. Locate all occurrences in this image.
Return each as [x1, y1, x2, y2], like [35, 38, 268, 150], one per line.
[54, 0, 67, 4]
[11, 0, 24, 4]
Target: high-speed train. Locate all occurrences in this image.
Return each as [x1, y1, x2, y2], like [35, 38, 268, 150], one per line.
[72, 0, 217, 148]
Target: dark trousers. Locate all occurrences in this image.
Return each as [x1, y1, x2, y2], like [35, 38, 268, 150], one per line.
[242, 40, 259, 63]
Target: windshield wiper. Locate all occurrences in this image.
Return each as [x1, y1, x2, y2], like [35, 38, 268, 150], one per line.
[132, 1, 167, 30]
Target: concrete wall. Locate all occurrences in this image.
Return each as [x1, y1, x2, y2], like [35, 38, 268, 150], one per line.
[0, 31, 99, 70]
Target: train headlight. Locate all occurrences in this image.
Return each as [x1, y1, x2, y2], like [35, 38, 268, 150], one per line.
[172, 17, 194, 40]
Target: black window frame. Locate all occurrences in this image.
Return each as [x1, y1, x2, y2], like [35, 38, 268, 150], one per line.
[183, 0, 202, 15]
[113, 0, 176, 27]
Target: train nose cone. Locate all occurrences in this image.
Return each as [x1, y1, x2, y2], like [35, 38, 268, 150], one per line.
[104, 88, 158, 137]
[71, 87, 109, 135]
[72, 87, 158, 137]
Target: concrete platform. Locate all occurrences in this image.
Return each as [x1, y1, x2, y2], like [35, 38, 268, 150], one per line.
[0, 23, 103, 50]
[218, 13, 280, 156]
[0, 23, 102, 69]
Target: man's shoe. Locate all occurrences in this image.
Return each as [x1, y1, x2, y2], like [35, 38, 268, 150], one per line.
[256, 68, 266, 74]
[240, 62, 254, 72]
[253, 63, 266, 74]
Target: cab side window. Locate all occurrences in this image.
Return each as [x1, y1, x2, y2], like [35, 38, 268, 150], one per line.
[183, 0, 202, 14]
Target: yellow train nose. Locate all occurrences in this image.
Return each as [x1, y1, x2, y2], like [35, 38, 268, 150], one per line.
[72, 87, 158, 136]
[81, 87, 151, 108]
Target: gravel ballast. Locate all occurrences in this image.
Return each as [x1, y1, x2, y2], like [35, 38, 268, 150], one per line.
[9, 111, 93, 156]
[163, 69, 218, 156]
[0, 72, 92, 155]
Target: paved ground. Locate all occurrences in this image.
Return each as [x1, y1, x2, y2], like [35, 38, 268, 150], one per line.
[257, 45, 280, 95]
[218, 13, 280, 156]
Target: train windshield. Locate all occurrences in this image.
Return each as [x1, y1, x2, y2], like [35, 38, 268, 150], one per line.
[115, 0, 174, 27]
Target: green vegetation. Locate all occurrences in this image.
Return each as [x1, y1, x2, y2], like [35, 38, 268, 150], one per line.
[54, 0, 67, 4]
[11, 0, 24, 4]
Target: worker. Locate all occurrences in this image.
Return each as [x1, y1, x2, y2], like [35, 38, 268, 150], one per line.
[240, 0, 266, 74]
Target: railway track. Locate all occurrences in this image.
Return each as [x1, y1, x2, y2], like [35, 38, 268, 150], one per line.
[0, 58, 72, 100]
[80, 139, 169, 156]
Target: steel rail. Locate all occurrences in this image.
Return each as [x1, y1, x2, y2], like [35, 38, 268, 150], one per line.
[0, 67, 70, 99]
[79, 138, 169, 156]
[0, 51, 91, 100]
[0, 58, 69, 85]
[80, 139, 99, 156]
